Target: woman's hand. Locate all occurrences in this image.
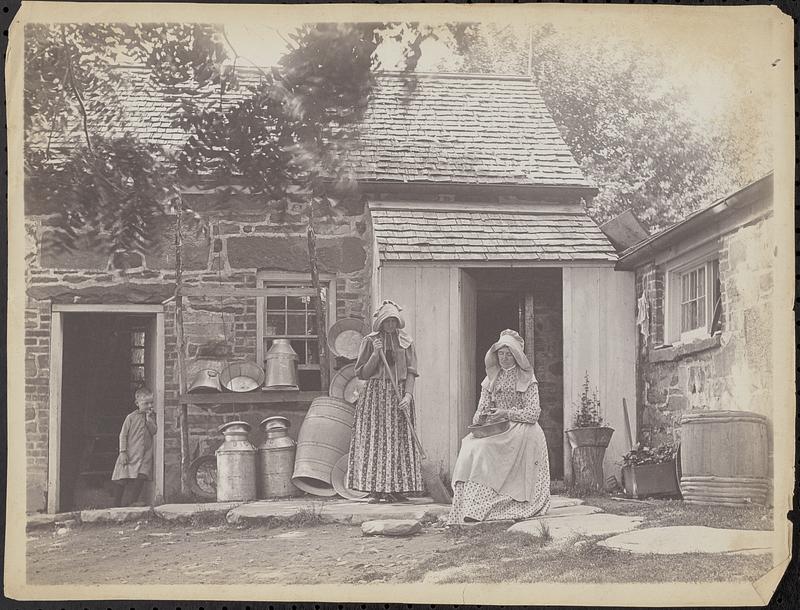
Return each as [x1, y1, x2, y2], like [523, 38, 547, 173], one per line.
[397, 392, 412, 415]
[372, 337, 384, 353]
[487, 408, 509, 421]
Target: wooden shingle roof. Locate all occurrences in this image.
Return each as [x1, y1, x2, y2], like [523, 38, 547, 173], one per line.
[41, 68, 592, 190]
[371, 207, 617, 262]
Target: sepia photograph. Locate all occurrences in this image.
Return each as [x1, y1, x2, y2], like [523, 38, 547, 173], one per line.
[5, 1, 795, 605]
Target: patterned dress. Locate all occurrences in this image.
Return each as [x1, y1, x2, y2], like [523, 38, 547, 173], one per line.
[346, 336, 424, 494]
[448, 367, 551, 524]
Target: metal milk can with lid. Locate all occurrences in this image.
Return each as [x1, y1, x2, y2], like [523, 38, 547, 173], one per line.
[264, 339, 299, 390]
[215, 421, 257, 502]
[256, 416, 302, 498]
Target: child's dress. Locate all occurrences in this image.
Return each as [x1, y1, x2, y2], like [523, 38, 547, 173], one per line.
[112, 410, 156, 481]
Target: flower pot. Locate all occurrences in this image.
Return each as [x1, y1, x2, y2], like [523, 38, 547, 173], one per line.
[565, 426, 614, 491]
[622, 460, 681, 499]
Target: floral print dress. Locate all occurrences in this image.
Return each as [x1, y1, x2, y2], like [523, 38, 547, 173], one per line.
[448, 367, 551, 524]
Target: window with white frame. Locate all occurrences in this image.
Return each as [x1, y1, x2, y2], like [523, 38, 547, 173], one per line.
[666, 257, 722, 344]
[256, 273, 336, 391]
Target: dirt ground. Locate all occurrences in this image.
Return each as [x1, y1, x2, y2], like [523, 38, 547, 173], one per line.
[27, 498, 775, 586]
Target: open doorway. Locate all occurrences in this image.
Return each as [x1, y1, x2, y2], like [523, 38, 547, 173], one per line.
[470, 269, 564, 480]
[59, 313, 156, 511]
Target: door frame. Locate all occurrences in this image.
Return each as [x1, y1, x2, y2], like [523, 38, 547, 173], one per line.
[47, 304, 165, 513]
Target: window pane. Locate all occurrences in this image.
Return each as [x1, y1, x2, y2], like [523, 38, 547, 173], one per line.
[290, 340, 308, 364]
[305, 340, 320, 365]
[697, 295, 706, 327]
[131, 348, 145, 365]
[681, 303, 688, 332]
[132, 366, 145, 381]
[266, 313, 286, 336]
[286, 296, 305, 311]
[287, 313, 307, 335]
[307, 313, 318, 335]
[131, 331, 146, 347]
[266, 296, 286, 311]
[681, 274, 689, 303]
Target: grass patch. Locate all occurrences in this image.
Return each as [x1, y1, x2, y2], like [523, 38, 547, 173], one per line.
[402, 523, 548, 582]
[583, 496, 773, 530]
[254, 503, 328, 529]
[402, 525, 772, 584]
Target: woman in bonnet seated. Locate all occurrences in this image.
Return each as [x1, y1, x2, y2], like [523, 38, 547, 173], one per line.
[448, 329, 551, 524]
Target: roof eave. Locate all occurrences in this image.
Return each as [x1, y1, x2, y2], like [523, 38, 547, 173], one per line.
[615, 173, 774, 271]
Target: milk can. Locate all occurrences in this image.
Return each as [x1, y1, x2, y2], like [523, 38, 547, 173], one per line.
[264, 339, 299, 390]
[257, 416, 302, 498]
[215, 421, 257, 502]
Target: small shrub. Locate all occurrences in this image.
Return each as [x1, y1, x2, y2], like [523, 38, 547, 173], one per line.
[572, 372, 603, 428]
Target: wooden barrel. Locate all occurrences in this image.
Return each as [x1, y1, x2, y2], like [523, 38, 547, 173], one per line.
[679, 410, 769, 505]
[292, 396, 356, 496]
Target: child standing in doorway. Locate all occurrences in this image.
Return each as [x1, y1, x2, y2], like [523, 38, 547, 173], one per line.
[111, 386, 157, 507]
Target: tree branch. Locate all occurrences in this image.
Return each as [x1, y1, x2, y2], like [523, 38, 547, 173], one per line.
[61, 25, 92, 153]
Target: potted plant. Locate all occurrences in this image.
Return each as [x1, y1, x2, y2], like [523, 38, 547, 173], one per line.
[564, 372, 614, 491]
[621, 441, 681, 499]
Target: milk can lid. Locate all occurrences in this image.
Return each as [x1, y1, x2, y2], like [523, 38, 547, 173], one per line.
[260, 416, 291, 431]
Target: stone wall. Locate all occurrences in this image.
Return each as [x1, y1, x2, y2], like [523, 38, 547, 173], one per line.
[24, 191, 371, 510]
[636, 214, 774, 447]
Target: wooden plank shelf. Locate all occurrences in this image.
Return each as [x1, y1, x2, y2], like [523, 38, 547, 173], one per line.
[179, 390, 325, 405]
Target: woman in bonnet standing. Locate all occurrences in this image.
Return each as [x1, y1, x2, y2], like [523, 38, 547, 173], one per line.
[346, 300, 423, 503]
[448, 329, 550, 523]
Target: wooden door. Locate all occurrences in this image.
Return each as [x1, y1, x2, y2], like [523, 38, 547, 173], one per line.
[144, 314, 165, 503]
[458, 270, 478, 448]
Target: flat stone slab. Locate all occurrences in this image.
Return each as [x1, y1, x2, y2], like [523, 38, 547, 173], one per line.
[540, 504, 602, 519]
[597, 526, 773, 555]
[155, 502, 242, 522]
[550, 496, 584, 509]
[361, 519, 422, 536]
[27, 511, 81, 530]
[510, 513, 643, 542]
[226, 497, 449, 526]
[80, 506, 153, 524]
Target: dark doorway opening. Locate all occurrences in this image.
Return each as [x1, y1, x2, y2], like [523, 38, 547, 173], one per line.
[471, 268, 564, 480]
[60, 313, 153, 510]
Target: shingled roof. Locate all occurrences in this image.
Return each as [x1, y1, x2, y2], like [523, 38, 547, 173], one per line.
[370, 206, 617, 262]
[41, 67, 592, 190]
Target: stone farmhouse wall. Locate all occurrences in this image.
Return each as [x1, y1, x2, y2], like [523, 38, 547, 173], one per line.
[24, 191, 372, 509]
[635, 213, 775, 448]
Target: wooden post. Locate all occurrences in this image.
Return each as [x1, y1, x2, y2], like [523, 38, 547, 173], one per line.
[307, 202, 330, 389]
[174, 206, 191, 496]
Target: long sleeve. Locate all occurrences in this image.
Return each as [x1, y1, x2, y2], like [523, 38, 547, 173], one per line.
[508, 382, 542, 424]
[472, 386, 493, 425]
[145, 414, 157, 436]
[354, 336, 381, 380]
[119, 414, 131, 452]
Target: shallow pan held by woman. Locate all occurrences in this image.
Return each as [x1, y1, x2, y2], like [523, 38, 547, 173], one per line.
[346, 300, 423, 503]
[448, 329, 551, 524]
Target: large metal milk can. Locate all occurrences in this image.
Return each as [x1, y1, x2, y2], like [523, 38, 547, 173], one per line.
[256, 416, 302, 499]
[215, 421, 257, 502]
[264, 339, 299, 390]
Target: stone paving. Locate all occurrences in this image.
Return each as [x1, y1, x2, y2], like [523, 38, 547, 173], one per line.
[26, 495, 773, 556]
[597, 525, 773, 555]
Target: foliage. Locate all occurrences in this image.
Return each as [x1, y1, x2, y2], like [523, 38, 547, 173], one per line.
[572, 372, 603, 428]
[29, 135, 179, 256]
[24, 22, 229, 255]
[621, 442, 677, 467]
[440, 23, 768, 231]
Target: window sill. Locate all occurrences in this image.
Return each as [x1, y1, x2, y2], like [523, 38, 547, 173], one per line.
[649, 333, 722, 363]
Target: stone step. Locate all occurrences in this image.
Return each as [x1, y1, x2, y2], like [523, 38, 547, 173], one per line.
[154, 502, 243, 522]
[226, 497, 450, 526]
[80, 506, 153, 524]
